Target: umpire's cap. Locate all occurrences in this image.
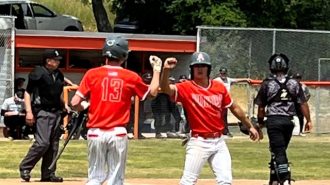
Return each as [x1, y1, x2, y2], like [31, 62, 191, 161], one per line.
[43, 49, 62, 60]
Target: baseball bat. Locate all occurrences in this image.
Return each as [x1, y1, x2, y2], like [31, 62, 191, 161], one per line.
[48, 111, 86, 170]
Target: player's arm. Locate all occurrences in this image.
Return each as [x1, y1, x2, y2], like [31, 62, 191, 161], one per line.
[1, 101, 12, 117]
[257, 105, 266, 128]
[300, 101, 312, 132]
[0, 101, 18, 117]
[71, 94, 85, 112]
[229, 102, 260, 141]
[24, 90, 34, 126]
[148, 55, 162, 97]
[160, 57, 177, 97]
[233, 78, 251, 84]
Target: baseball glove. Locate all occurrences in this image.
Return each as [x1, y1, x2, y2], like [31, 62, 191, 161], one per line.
[238, 117, 263, 140]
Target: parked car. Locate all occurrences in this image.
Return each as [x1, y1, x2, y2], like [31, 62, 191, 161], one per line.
[114, 18, 140, 33]
[0, 0, 83, 31]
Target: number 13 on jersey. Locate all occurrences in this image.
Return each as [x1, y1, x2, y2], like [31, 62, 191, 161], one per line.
[101, 77, 123, 102]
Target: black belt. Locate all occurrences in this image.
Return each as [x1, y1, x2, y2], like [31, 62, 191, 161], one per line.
[191, 132, 222, 139]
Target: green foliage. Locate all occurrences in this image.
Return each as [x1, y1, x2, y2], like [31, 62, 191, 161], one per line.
[1, 136, 330, 179]
[167, 0, 247, 35]
[237, 0, 330, 30]
[35, 0, 330, 34]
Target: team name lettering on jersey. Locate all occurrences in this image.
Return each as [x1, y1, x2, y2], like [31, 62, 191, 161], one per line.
[108, 72, 118, 76]
[191, 94, 223, 108]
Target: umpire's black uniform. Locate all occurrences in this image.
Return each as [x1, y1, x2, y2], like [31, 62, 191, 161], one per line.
[19, 54, 65, 182]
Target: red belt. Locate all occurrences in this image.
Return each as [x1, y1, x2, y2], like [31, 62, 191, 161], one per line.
[191, 132, 222, 139]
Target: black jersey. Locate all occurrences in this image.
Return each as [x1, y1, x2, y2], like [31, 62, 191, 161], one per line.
[26, 66, 65, 110]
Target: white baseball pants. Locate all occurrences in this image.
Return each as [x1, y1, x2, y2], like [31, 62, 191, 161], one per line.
[180, 136, 232, 185]
[86, 127, 128, 185]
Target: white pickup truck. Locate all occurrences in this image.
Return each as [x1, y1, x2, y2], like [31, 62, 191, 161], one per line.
[0, 0, 83, 31]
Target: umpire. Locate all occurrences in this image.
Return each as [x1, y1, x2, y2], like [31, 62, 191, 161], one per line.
[19, 49, 68, 182]
[255, 53, 312, 185]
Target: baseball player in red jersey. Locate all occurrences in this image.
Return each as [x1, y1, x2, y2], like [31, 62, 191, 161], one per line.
[160, 52, 260, 185]
[70, 36, 162, 185]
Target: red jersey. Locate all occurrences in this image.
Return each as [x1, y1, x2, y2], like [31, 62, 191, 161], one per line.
[77, 65, 150, 129]
[174, 80, 233, 133]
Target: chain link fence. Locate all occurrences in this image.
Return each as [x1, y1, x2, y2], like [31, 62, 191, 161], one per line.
[0, 16, 15, 125]
[197, 26, 330, 134]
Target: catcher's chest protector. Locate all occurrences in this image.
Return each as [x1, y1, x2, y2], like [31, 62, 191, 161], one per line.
[268, 78, 295, 105]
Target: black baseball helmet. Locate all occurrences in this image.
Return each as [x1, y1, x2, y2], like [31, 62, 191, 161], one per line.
[102, 36, 129, 61]
[268, 53, 289, 73]
[190, 52, 211, 67]
[189, 52, 212, 79]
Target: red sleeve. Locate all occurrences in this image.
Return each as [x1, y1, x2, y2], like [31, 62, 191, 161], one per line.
[222, 88, 233, 108]
[77, 69, 92, 99]
[133, 75, 149, 101]
[173, 83, 182, 103]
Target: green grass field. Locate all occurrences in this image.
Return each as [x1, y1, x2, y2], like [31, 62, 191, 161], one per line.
[1, 136, 330, 180]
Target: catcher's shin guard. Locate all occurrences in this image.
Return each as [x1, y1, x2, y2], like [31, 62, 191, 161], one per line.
[268, 154, 292, 185]
[269, 161, 278, 185]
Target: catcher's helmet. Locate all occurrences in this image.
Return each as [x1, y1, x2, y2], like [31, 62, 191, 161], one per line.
[268, 53, 289, 73]
[102, 36, 129, 61]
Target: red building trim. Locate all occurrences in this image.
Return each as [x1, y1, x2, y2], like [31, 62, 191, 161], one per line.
[15, 30, 196, 52]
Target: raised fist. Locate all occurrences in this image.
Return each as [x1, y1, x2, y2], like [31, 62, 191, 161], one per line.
[164, 57, 177, 69]
[149, 55, 162, 72]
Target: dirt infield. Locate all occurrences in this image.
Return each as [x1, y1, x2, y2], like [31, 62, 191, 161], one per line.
[1, 178, 330, 185]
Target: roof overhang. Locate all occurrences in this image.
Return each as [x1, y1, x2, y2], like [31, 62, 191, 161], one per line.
[15, 30, 196, 53]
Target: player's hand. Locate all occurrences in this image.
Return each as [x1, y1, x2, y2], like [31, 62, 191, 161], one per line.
[65, 104, 72, 113]
[25, 112, 35, 126]
[163, 57, 177, 69]
[304, 121, 312, 133]
[249, 127, 260, 141]
[255, 125, 263, 140]
[149, 55, 162, 72]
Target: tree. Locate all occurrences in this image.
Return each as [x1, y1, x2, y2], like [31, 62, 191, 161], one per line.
[81, 0, 112, 32]
[111, 0, 247, 35]
[167, 0, 247, 35]
[85, 0, 330, 34]
[237, 0, 330, 30]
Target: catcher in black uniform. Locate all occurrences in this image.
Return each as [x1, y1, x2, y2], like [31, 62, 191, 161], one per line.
[254, 53, 312, 185]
